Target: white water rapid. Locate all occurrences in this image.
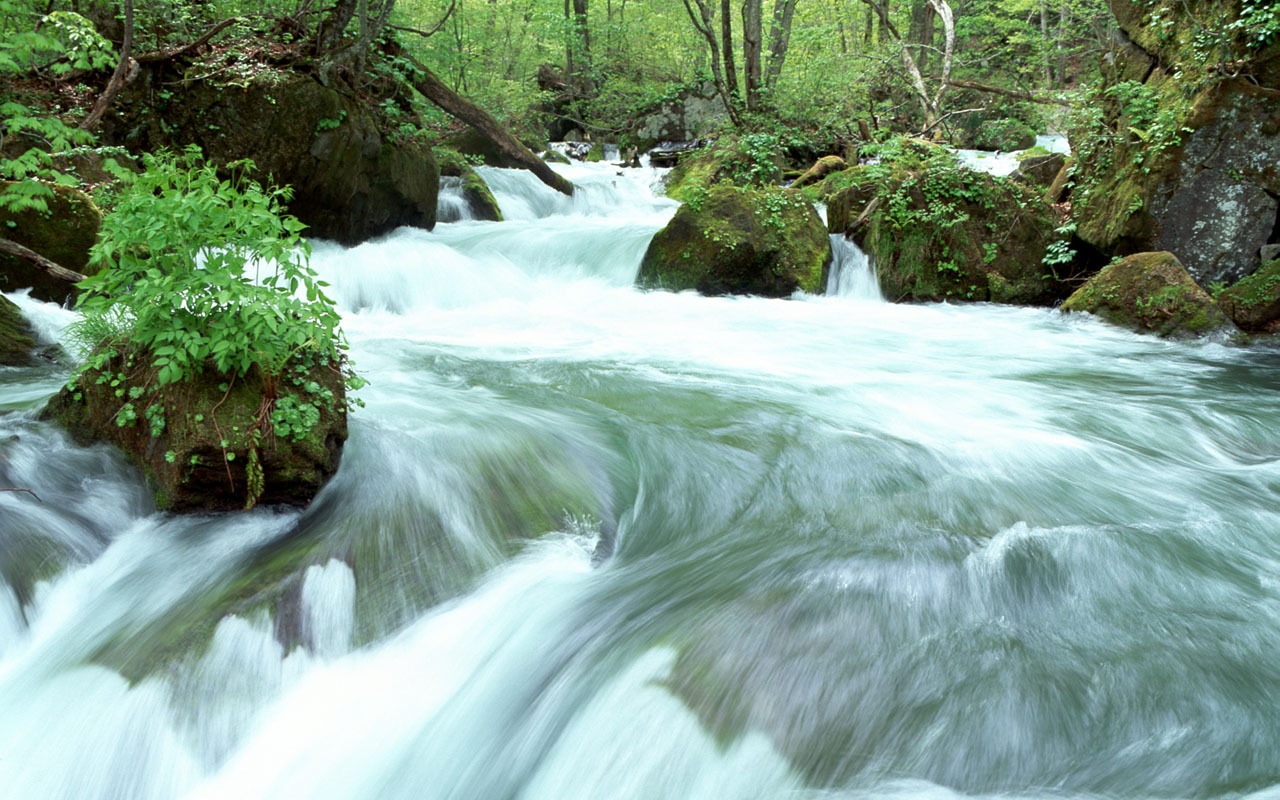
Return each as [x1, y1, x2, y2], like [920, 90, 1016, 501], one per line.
[4, 160, 1280, 800]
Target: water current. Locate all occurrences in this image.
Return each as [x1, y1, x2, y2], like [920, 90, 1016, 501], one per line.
[3, 160, 1280, 799]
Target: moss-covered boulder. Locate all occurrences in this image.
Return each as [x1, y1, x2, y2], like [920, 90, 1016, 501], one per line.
[661, 134, 784, 202]
[819, 140, 1065, 304]
[0, 295, 38, 365]
[0, 183, 101, 303]
[1217, 259, 1280, 332]
[972, 118, 1037, 152]
[1060, 251, 1235, 337]
[1013, 152, 1067, 188]
[638, 185, 830, 297]
[1072, 1, 1280, 285]
[433, 148, 503, 222]
[106, 68, 437, 245]
[42, 353, 347, 512]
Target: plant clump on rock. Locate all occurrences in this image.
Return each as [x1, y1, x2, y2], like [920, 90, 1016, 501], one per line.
[42, 146, 359, 512]
[817, 137, 1067, 304]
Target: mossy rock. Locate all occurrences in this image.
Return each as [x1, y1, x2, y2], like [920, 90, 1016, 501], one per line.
[0, 182, 101, 303]
[106, 68, 437, 245]
[1217, 259, 1280, 332]
[1060, 251, 1235, 337]
[792, 155, 847, 189]
[0, 295, 37, 365]
[1012, 153, 1067, 188]
[42, 351, 347, 512]
[638, 184, 830, 297]
[972, 118, 1037, 152]
[434, 148, 503, 222]
[819, 147, 1065, 305]
[662, 135, 784, 202]
[542, 149, 571, 164]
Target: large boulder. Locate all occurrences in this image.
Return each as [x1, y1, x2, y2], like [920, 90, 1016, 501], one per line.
[820, 141, 1066, 304]
[105, 68, 438, 245]
[1217, 258, 1280, 332]
[638, 185, 829, 297]
[631, 82, 729, 151]
[1060, 251, 1235, 337]
[0, 183, 101, 303]
[42, 354, 347, 512]
[0, 295, 38, 365]
[1072, 1, 1280, 286]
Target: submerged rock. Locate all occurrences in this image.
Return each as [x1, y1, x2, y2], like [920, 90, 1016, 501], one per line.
[42, 353, 347, 512]
[0, 183, 101, 303]
[1060, 251, 1235, 337]
[639, 185, 829, 297]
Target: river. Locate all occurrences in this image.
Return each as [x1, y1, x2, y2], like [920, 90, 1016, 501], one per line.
[2, 160, 1280, 799]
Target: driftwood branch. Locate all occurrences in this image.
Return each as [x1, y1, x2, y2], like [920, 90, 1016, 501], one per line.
[931, 76, 1072, 106]
[0, 237, 87, 283]
[0, 488, 41, 502]
[134, 18, 240, 63]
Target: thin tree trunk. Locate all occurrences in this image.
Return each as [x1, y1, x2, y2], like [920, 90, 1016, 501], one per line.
[741, 0, 762, 110]
[682, 0, 741, 124]
[721, 0, 738, 99]
[763, 0, 797, 92]
[81, 0, 133, 131]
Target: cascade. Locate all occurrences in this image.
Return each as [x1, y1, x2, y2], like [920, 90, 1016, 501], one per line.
[1, 160, 1280, 800]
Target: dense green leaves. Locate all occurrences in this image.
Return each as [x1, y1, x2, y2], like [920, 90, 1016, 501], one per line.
[76, 146, 349, 390]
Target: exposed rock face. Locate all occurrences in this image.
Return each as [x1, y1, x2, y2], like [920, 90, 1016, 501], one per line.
[631, 83, 729, 150]
[638, 185, 830, 297]
[1073, 0, 1280, 286]
[1013, 153, 1067, 188]
[1217, 258, 1280, 332]
[821, 144, 1066, 304]
[42, 353, 347, 512]
[0, 295, 37, 365]
[0, 183, 101, 303]
[106, 69, 438, 245]
[1060, 251, 1235, 337]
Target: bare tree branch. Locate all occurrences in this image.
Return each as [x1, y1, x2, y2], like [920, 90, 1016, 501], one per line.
[0, 237, 87, 283]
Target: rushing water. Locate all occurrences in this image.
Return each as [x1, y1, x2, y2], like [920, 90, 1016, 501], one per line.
[4, 160, 1280, 799]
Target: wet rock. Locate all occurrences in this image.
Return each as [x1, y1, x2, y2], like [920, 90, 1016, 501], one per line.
[0, 295, 38, 366]
[1013, 153, 1067, 188]
[434, 148, 503, 222]
[107, 69, 438, 245]
[0, 183, 101, 304]
[1060, 251, 1235, 337]
[1217, 259, 1280, 332]
[42, 353, 347, 512]
[639, 185, 830, 297]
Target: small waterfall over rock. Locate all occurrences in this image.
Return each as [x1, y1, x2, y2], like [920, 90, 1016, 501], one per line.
[826, 234, 883, 301]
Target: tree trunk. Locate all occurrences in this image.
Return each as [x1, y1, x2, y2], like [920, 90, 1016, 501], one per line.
[741, 0, 762, 110]
[405, 56, 575, 196]
[682, 0, 741, 124]
[721, 0, 738, 100]
[81, 0, 133, 131]
[316, 0, 358, 56]
[764, 0, 797, 92]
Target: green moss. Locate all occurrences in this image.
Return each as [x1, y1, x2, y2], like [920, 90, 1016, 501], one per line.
[0, 183, 102, 303]
[1217, 259, 1280, 330]
[0, 295, 37, 366]
[433, 147, 503, 222]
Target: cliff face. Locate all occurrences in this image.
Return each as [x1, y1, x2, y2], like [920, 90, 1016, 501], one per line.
[1073, 0, 1280, 286]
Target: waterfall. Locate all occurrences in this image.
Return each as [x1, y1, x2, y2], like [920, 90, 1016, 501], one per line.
[3, 160, 1280, 800]
[435, 176, 473, 223]
[826, 234, 883, 301]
